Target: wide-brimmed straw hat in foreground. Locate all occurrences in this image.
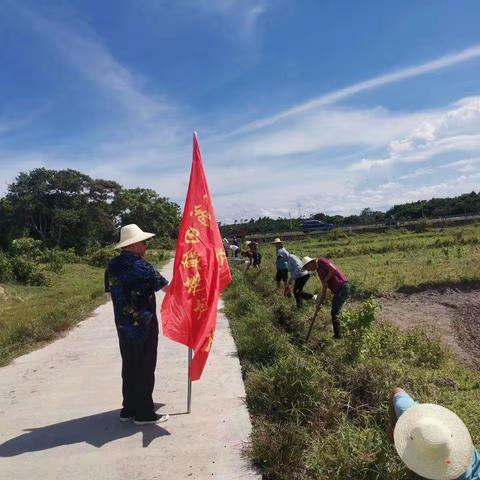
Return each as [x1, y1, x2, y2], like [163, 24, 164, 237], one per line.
[394, 403, 473, 480]
[272, 238, 283, 244]
[301, 256, 316, 268]
[114, 224, 156, 249]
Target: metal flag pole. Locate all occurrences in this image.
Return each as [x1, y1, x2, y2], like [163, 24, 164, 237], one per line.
[187, 348, 193, 413]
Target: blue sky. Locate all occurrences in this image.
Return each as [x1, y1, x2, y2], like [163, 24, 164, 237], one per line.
[1, 0, 480, 222]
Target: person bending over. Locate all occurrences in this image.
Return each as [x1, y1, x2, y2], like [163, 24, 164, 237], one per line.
[388, 387, 479, 479]
[302, 256, 349, 339]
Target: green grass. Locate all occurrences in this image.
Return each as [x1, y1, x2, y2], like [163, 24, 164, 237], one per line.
[224, 225, 480, 479]
[266, 224, 480, 295]
[0, 263, 106, 366]
[0, 251, 171, 367]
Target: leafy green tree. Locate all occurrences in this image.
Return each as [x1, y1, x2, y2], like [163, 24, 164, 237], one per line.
[2, 168, 182, 253]
[0, 198, 21, 249]
[113, 188, 181, 239]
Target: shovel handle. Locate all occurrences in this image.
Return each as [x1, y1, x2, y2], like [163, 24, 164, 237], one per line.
[305, 313, 318, 342]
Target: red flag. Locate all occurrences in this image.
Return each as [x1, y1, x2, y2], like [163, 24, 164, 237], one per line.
[161, 133, 232, 380]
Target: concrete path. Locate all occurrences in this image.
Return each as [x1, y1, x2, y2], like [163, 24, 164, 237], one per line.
[0, 260, 259, 480]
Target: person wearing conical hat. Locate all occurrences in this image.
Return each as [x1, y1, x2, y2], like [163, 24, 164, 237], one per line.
[388, 387, 479, 479]
[105, 224, 170, 425]
[302, 256, 349, 339]
[272, 238, 289, 289]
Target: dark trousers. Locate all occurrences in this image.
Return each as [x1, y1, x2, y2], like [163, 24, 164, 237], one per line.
[331, 282, 350, 338]
[119, 324, 158, 420]
[294, 274, 313, 308]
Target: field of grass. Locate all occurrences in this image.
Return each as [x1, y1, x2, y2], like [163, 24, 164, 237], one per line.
[0, 250, 171, 367]
[0, 263, 106, 366]
[224, 225, 480, 479]
[270, 224, 480, 296]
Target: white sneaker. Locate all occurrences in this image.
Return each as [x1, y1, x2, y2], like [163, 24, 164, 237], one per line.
[134, 414, 169, 425]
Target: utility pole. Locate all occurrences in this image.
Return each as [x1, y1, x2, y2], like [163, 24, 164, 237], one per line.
[289, 212, 292, 231]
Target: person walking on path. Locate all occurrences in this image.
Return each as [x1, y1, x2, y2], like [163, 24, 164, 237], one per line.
[388, 387, 479, 479]
[285, 252, 315, 308]
[272, 238, 289, 289]
[302, 256, 349, 339]
[105, 224, 170, 425]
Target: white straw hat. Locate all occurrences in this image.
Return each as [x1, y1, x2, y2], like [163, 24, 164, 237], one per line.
[301, 256, 316, 268]
[114, 224, 156, 249]
[394, 403, 473, 480]
[272, 238, 283, 244]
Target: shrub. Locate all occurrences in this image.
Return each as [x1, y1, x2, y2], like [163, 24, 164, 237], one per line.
[10, 257, 49, 286]
[402, 325, 446, 368]
[157, 250, 170, 262]
[271, 300, 303, 336]
[328, 229, 349, 242]
[87, 246, 116, 267]
[305, 423, 407, 479]
[246, 353, 344, 425]
[40, 247, 78, 264]
[250, 420, 310, 480]
[40, 249, 65, 273]
[10, 237, 43, 258]
[232, 315, 292, 369]
[150, 236, 176, 250]
[44, 256, 64, 273]
[413, 220, 428, 233]
[337, 361, 404, 420]
[339, 298, 380, 363]
[0, 251, 13, 282]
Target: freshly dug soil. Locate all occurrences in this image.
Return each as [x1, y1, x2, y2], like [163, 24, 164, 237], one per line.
[380, 289, 480, 368]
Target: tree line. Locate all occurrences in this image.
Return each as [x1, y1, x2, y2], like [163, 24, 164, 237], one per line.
[0, 168, 181, 253]
[221, 191, 480, 235]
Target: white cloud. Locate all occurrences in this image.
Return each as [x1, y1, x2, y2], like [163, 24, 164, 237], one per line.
[358, 173, 480, 211]
[227, 107, 428, 158]
[244, 4, 267, 34]
[14, 3, 171, 121]
[439, 157, 480, 169]
[399, 167, 435, 180]
[349, 97, 480, 171]
[2, 5, 480, 222]
[223, 45, 480, 137]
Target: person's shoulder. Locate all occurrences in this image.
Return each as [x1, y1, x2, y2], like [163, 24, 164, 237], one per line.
[107, 253, 125, 269]
[133, 256, 154, 270]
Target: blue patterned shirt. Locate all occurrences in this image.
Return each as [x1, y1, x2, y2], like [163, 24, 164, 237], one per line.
[106, 251, 168, 343]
